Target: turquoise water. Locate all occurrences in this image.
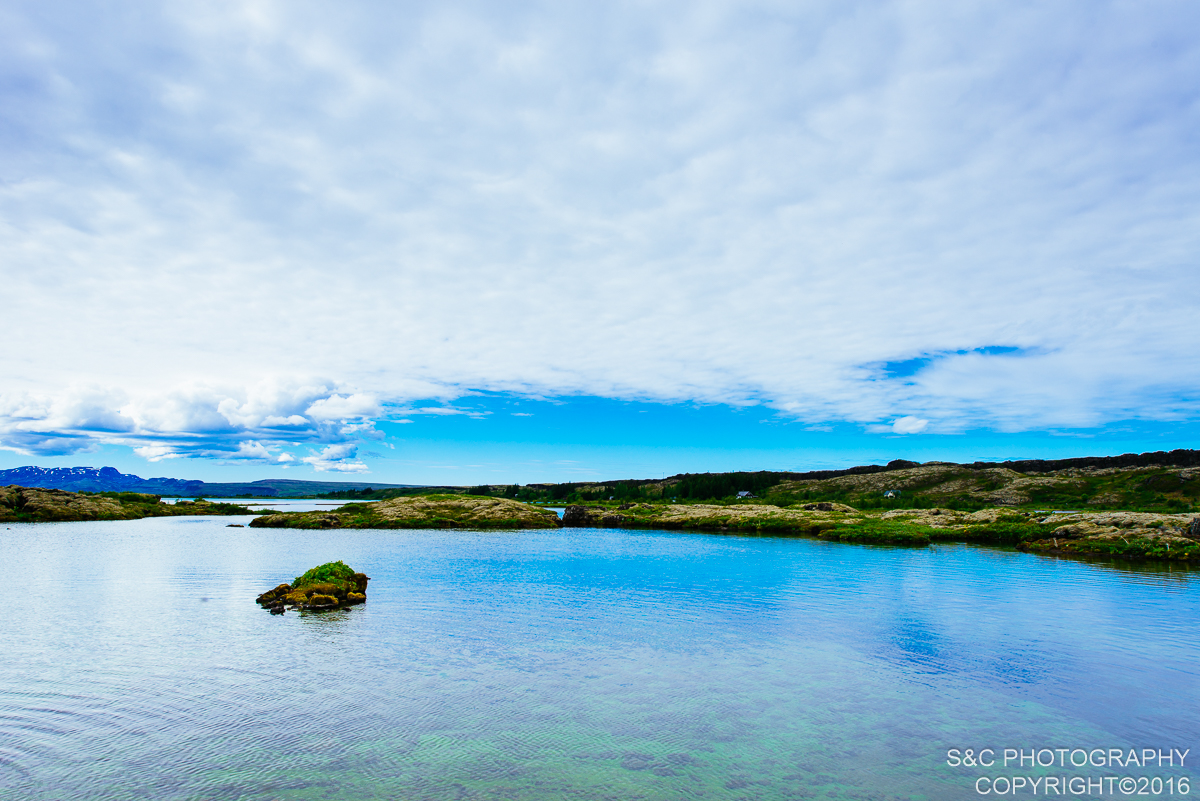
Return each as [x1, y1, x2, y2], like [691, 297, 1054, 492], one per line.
[2, 515, 1197, 800]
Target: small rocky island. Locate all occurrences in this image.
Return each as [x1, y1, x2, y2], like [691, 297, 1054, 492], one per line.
[256, 561, 370, 614]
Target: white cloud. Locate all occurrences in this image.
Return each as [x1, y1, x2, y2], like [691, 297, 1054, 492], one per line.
[1, 0, 1198, 452]
[304, 393, 380, 422]
[392, 406, 491, 418]
[302, 443, 368, 473]
[0, 379, 380, 459]
[134, 445, 181, 462]
[262, 415, 309, 427]
[232, 440, 272, 460]
[891, 416, 929, 435]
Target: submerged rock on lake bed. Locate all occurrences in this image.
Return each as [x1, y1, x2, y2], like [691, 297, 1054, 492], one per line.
[256, 560, 369, 614]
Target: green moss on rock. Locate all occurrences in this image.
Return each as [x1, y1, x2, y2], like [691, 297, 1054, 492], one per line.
[256, 561, 371, 614]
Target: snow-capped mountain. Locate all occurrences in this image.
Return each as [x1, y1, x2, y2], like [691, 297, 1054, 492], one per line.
[0, 466, 207, 494]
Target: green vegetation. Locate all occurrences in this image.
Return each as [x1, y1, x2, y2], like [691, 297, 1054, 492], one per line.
[13, 451, 1198, 566]
[760, 464, 1199, 514]
[1021, 535, 1200, 560]
[256, 560, 370, 613]
[954, 518, 1058, 545]
[294, 560, 358, 587]
[671, 471, 791, 500]
[0, 485, 247, 523]
[250, 494, 562, 530]
[555, 500, 1198, 562]
[822, 519, 933, 546]
[416, 451, 1200, 512]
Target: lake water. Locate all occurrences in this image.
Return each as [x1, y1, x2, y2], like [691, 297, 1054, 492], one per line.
[2, 515, 1197, 800]
[162, 498, 355, 513]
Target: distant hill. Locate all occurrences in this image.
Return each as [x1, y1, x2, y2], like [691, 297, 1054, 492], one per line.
[0, 466, 420, 498]
[517, 448, 1200, 509]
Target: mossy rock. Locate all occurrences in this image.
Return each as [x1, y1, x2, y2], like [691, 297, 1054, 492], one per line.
[256, 561, 371, 613]
[284, 590, 310, 606]
[304, 594, 339, 611]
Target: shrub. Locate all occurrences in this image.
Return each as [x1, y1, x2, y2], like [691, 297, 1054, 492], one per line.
[294, 561, 356, 587]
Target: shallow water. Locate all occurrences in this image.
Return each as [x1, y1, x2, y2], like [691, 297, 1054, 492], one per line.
[2, 517, 1197, 799]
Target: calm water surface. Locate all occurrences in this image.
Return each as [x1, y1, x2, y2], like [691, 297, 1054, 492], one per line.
[2, 515, 1197, 800]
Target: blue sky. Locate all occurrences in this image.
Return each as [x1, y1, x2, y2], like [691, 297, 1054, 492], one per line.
[2, 1, 1199, 484]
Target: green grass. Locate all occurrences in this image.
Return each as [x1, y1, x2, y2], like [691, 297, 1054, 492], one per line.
[761, 468, 1200, 515]
[820, 519, 933, 546]
[1022, 536, 1200, 561]
[294, 560, 357, 587]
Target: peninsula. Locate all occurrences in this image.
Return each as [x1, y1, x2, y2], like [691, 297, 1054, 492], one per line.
[249, 494, 561, 529]
[0, 485, 246, 523]
[557, 501, 1200, 560]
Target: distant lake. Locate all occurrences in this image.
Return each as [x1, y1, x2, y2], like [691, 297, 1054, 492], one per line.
[162, 498, 353, 513]
[2, 517, 1197, 800]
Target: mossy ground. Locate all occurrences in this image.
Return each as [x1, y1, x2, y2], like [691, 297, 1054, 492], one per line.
[447, 457, 1200, 515]
[246, 484, 1200, 565]
[556, 502, 1198, 562]
[1020, 533, 1200, 560]
[0, 485, 247, 523]
[249, 494, 561, 530]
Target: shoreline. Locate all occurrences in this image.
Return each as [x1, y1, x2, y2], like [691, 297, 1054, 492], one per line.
[5, 484, 1197, 563]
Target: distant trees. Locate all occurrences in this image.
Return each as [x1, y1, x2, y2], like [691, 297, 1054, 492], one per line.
[672, 471, 788, 500]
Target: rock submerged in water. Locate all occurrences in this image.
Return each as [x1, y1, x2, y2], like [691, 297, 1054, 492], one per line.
[256, 560, 369, 614]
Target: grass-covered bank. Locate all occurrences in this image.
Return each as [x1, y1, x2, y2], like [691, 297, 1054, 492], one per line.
[248, 493, 1200, 562]
[0, 485, 247, 523]
[557, 502, 1200, 560]
[249, 494, 561, 530]
[4, 480, 1195, 564]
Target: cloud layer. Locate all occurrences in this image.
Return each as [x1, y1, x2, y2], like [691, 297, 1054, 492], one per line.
[0, 381, 377, 469]
[2, 0, 1199, 461]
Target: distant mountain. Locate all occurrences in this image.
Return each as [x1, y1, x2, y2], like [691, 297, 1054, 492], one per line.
[0, 466, 419, 498]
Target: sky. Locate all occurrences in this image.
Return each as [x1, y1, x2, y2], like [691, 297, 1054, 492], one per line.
[2, 0, 1199, 484]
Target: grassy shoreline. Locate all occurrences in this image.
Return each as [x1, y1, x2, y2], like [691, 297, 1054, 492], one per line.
[556, 502, 1200, 560]
[4, 482, 1196, 564]
[0, 485, 247, 523]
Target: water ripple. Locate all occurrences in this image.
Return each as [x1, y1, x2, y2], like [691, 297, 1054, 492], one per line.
[1, 520, 1197, 799]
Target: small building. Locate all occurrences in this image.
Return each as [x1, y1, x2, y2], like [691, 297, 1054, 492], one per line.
[883, 490, 901, 499]
[737, 491, 754, 499]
